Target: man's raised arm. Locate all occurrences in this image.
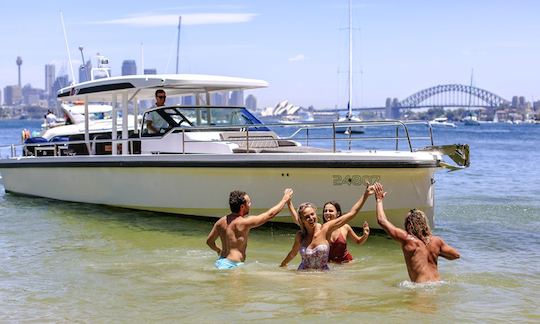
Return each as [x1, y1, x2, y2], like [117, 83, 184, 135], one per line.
[374, 183, 408, 243]
[245, 188, 294, 229]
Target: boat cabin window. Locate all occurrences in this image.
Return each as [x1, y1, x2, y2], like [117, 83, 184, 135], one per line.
[141, 106, 268, 136]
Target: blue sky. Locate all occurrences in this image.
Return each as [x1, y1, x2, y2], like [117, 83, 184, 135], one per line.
[1, 0, 539, 108]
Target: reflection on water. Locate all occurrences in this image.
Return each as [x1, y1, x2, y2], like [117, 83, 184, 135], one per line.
[1, 121, 539, 321]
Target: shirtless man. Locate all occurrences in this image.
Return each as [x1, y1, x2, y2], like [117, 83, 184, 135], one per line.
[373, 183, 460, 283]
[206, 188, 293, 269]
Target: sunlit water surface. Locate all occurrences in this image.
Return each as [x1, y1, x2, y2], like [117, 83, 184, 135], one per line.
[0, 120, 539, 322]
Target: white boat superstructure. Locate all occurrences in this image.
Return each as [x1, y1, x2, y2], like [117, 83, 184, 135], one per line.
[0, 74, 469, 229]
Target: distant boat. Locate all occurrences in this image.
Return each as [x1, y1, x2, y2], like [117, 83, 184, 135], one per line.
[429, 117, 457, 128]
[463, 115, 480, 126]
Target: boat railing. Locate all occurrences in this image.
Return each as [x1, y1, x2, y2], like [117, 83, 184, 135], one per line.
[0, 120, 435, 158]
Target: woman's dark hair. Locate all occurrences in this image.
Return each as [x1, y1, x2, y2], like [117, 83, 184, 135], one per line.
[229, 190, 247, 213]
[322, 201, 342, 223]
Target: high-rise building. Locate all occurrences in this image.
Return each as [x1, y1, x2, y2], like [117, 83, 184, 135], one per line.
[245, 94, 257, 110]
[51, 75, 70, 104]
[79, 60, 92, 83]
[211, 92, 225, 106]
[121, 60, 137, 76]
[4, 85, 22, 106]
[45, 64, 55, 96]
[144, 68, 157, 75]
[22, 84, 44, 106]
[182, 95, 194, 106]
[229, 90, 244, 106]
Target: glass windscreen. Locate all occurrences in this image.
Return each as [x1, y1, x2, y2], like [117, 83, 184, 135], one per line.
[142, 106, 268, 135]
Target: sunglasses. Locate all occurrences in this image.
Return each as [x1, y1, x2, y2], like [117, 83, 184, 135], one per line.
[156, 96, 166, 99]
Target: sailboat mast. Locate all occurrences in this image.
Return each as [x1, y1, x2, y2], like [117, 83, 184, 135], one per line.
[176, 16, 182, 74]
[348, 0, 353, 119]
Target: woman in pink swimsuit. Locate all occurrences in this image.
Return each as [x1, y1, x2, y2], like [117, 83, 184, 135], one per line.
[280, 185, 374, 270]
[322, 201, 370, 263]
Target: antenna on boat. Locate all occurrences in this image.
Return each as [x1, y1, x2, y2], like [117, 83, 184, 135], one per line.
[78, 46, 90, 82]
[176, 16, 182, 74]
[60, 11, 76, 85]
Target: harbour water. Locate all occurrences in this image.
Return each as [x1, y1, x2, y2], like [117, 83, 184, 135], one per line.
[0, 119, 539, 322]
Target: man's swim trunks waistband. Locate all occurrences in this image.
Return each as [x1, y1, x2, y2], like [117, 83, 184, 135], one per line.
[215, 257, 244, 270]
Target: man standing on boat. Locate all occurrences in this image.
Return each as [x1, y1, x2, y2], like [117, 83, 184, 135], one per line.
[373, 183, 460, 283]
[145, 89, 168, 134]
[206, 188, 293, 269]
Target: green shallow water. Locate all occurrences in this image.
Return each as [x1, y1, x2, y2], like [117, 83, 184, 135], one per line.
[1, 120, 539, 322]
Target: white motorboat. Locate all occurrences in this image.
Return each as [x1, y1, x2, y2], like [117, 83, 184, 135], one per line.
[463, 115, 480, 126]
[0, 74, 469, 229]
[429, 117, 457, 128]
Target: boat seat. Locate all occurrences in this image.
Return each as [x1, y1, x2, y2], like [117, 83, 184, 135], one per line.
[220, 131, 279, 150]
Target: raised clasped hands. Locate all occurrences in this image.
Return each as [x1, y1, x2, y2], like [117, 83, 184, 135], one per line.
[373, 182, 387, 201]
[283, 188, 294, 202]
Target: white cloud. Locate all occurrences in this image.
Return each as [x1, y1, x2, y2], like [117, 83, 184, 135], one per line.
[288, 54, 306, 62]
[92, 13, 258, 27]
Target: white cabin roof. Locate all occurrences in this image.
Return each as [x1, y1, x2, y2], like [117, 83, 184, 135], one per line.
[58, 74, 268, 101]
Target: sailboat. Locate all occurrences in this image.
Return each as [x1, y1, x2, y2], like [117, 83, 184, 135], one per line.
[335, 0, 364, 134]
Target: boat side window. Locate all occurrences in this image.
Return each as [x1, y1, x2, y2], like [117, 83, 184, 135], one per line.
[142, 109, 173, 136]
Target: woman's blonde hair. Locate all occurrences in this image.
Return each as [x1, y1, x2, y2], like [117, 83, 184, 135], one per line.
[297, 202, 317, 237]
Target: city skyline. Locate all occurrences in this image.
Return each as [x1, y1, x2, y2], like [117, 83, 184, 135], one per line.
[0, 0, 539, 109]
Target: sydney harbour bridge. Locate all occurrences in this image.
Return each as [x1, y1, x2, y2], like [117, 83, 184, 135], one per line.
[338, 84, 509, 119]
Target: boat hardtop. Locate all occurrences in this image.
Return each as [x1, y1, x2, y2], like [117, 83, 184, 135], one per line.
[58, 74, 268, 101]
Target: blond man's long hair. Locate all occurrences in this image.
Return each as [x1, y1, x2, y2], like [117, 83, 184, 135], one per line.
[404, 209, 431, 245]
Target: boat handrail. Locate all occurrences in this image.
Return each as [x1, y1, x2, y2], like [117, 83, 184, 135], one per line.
[0, 119, 435, 158]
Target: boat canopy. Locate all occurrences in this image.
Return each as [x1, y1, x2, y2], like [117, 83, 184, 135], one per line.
[57, 74, 268, 101]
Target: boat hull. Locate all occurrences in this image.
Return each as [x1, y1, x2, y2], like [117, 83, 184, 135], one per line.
[0, 153, 437, 229]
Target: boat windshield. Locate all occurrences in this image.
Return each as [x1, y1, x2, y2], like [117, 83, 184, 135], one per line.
[142, 106, 268, 136]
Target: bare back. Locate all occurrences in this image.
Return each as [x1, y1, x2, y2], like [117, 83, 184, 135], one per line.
[401, 235, 444, 283]
[212, 214, 250, 262]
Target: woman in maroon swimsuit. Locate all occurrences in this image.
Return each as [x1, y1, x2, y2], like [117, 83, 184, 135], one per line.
[322, 201, 370, 263]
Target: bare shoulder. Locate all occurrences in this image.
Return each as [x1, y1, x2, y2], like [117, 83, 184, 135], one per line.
[429, 235, 444, 246]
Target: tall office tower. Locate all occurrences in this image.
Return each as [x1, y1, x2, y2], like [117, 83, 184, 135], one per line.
[211, 92, 225, 105]
[16, 56, 23, 88]
[79, 60, 92, 83]
[121, 60, 137, 76]
[245, 94, 257, 110]
[4, 85, 22, 106]
[0, 89, 2, 106]
[181, 95, 194, 105]
[45, 64, 56, 96]
[144, 68, 157, 75]
[229, 90, 244, 106]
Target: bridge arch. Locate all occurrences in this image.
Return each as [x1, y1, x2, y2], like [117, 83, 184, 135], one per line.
[399, 84, 508, 108]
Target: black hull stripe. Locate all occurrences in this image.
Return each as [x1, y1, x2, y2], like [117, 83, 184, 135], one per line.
[0, 160, 437, 168]
[58, 82, 136, 97]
